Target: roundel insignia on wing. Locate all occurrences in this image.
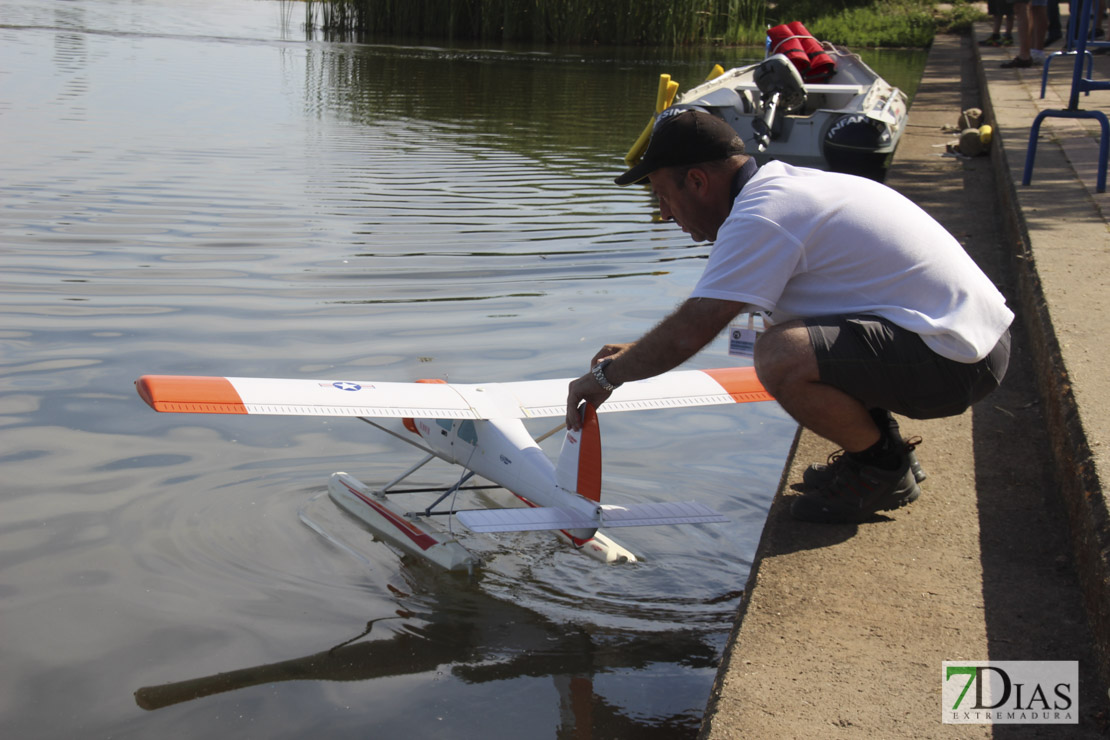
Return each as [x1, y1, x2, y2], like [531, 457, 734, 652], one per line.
[332, 382, 362, 391]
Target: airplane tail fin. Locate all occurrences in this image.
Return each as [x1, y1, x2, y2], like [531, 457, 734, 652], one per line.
[555, 403, 602, 502]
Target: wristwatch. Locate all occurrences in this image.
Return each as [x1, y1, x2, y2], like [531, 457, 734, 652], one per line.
[591, 359, 622, 391]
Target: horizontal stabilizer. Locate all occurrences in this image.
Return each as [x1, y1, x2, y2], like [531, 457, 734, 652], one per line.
[455, 500, 727, 533]
[597, 501, 728, 527]
[456, 506, 597, 533]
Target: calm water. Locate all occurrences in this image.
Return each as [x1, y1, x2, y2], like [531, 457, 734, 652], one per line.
[0, 2, 924, 737]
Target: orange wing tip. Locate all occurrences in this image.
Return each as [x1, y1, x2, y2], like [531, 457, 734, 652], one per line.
[135, 375, 247, 414]
[701, 367, 774, 403]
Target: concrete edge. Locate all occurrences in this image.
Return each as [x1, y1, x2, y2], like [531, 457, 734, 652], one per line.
[972, 31, 1110, 686]
[698, 424, 803, 739]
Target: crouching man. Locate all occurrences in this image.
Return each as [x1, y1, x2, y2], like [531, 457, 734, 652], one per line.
[565, 109, 1012, 523]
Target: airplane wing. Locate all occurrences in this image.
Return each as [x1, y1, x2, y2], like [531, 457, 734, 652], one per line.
[135, 366, 772, 420]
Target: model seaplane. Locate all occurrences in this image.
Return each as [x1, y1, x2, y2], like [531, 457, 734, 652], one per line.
[135, 366, 773, 572]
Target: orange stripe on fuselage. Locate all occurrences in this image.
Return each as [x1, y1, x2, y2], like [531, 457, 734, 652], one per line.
[135, 375, 247, 414]
[701, 366, 775, 403]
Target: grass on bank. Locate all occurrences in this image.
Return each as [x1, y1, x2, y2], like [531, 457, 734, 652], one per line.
[295, 0, 986, 48]
[799, 0, 985, 47]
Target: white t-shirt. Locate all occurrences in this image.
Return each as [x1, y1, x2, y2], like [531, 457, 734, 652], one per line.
[691, 161, 1013, 363]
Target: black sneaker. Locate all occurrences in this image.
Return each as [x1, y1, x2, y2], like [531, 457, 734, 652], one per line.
[803, 437, 927, 487]
[1000, 56, 1033, 68]
[792, 455, 921, 523]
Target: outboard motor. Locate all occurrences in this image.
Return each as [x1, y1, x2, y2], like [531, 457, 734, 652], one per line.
[752, 54, 807, 151]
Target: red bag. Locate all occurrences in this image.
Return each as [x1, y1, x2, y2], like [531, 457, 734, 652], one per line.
[766, 22, 837, 83]
[767, 23, 810, 76]
[789, 21, 836, 82]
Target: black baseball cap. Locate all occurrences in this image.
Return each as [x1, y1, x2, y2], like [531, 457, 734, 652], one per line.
[615, 108, 746, 186]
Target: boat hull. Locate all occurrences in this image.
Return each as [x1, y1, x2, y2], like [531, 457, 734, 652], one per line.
[671, 46, 908, 177]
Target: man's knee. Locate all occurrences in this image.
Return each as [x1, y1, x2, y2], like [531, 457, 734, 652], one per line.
[753, 322, 819, 396]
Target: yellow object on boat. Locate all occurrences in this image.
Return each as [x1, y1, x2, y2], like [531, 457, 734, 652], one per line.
[625, 119, 655, 166]
[705, 64, 724, 82]
[653, 74, 671, 113]
[625, 73, 681, 166]
[664, 80, 678, 109]
[979, 124, 993, 146]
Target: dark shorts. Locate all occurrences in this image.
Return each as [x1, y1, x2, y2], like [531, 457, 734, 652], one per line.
[805, 315, 1011, 420]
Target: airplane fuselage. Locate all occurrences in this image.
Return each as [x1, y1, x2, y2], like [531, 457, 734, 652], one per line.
[407, 416, 600, 542]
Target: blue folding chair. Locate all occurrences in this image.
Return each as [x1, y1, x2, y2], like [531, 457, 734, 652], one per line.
[1024, 0, 1110, 192]
[1040, 0, 1094, 98]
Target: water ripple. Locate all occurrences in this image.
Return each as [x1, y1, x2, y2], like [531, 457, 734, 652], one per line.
[0, 3, 814, 736]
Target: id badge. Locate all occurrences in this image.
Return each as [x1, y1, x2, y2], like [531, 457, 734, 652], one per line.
[728, 314, 762, 358]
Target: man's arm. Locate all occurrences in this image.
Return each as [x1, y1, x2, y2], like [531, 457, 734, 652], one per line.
[565, 297, 745, 429]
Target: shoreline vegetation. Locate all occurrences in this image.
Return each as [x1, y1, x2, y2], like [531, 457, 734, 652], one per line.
[289, 0, 984, 48]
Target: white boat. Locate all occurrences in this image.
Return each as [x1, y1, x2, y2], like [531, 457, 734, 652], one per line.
[626, 44, 909, 177]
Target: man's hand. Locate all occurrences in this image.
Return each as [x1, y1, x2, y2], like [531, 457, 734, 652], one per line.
[565, 343, 634, 430]
[591, 343, 633, 367]
[566, 372, 613, 431]
[564, 298, 743, 430]
[565, 343, 637, 430]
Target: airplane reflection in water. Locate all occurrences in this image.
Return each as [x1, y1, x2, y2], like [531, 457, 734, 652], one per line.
[134, 571, 732, 737]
